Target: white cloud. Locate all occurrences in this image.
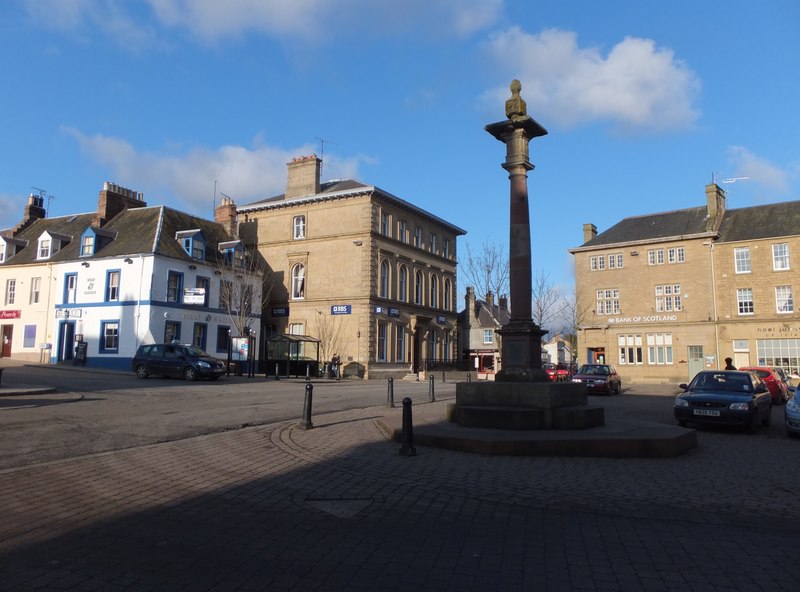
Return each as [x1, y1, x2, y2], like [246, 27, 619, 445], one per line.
[61, 126, 366, 213]
[726, 146, 793, 195]
[25, 0, 502, 46]
[481, 27, 701, 133]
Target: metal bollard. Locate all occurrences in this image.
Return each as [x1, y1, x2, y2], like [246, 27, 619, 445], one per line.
[306, 365, 310, 381]
[428, 374, 435, 402]
[442, 369, 446, 383]
[399, 397, 416, 456]
[275, 363, 280, 381]
[387, 377, 395, 408]
[299, 383, 314, 429]
[467, 373, 471, 383]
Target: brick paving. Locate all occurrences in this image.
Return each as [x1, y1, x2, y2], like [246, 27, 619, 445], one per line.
[1, 399, 800, 591]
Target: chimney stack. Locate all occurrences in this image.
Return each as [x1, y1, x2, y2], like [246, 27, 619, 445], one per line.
[94, 182, 146, 227]
[9, 194, 47, 237]
[485, 291, 495, 310]
[285, 155, 321, 199]
[498, 295, 508, 310]
[215, 195, 238, 238]
[582, 223, 597, 244]
[704, 183, 726, 232]
[465, 287, 476, 322]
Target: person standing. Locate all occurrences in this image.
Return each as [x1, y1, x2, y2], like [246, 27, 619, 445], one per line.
[724, 357, 736, 370]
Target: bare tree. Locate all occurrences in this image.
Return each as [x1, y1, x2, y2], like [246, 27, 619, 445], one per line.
[312, 310, 348, 364]
[216, 246, 273, 337]
[559, 286, 594, 363]
[460, 239, 509, 302]
[531, 269, 568, 335]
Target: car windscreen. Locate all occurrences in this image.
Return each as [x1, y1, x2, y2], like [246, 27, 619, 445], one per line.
[181, 345, 211, 358]
[691, 372, 752, 392]
[578, 366, 608, 375]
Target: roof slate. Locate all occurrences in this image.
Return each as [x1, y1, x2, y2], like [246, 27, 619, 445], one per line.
[717, 201, 800, 242]
[581, 206, 710, 248]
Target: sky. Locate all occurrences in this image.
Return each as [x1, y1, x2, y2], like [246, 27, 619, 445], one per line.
[1, 0, 798, 304]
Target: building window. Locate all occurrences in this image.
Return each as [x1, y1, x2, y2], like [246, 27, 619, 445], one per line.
[757, 339, 800, 376]
[737, 288, 754, 315]
[30, 277, 41, 304]
[64, 273, 77, 304]
[196, 276, 210, 307]
[776, 286, 794, 313]
[216, 326, 230, 353]
[430, 275, 438, 308]
[483, 329, 493, 344]
[219, 279, 233, 309]
[5, 279, 15, 305]
[414, 227, 422, 248]
[596, 288, 620, 315]
[398, 220, 407, 243]
[655, 284, 682, 312]
[430, 233, 437, 254]
[167, 271, 182, 302]
[734, 247, 751, 273]
[647, 333, 673, 364]
[377, 322, 387, 362]
[100, 321, 119, 353]
[106, 270, 120, 302]
[291, 263, 305, 299]
[414, 270, 423, 305]
[289, 323, 304, 335]
[443, 238, 450, 259]
[428, 329, 437, 360]
[380, 260, 389, 298]
[667, 247, 685, 264]
[193, 323, 207, 349]
[381, 212, 390, 236]
[396, 325, 406, 362]
[81, 235, 94, 257]
[23, 324, 36, 348]
[443, 332, 451, 362]
[290, 215, 305, 240]
[773, 243, 790, 271]
[164, 321, 180, 343]
[618, 334, 643, 365]
[606, 253, 623, 269]
[398, 265, 408, 302]
[38, 238, 51, 259]
[647, 249, 667, 265]
[443, 278, 452, 311]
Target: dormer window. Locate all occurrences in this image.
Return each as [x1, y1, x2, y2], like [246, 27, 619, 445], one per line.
[175, 230, 206, 260]
[36, 231, 70, 260]
[38, 238, 51, 259]
[81, 236, 94, 256]
[79, 227, 115, 258]
[218, 240, 245, 268]
[0, 237, 26, 263]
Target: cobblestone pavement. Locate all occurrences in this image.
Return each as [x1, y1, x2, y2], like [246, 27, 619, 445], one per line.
[1, 397, 799, 591]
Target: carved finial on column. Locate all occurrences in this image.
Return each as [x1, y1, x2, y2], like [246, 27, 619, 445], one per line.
[505, 79, 527, 121]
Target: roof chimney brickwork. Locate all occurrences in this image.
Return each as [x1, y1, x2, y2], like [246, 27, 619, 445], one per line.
[8, 194, 46, 237]
[214, 195, 238, 238]
[704, 183, 726, 232]
[582, 223, 597, 244]
[94, 182, 146, 227]
[285, 155, 321, 199]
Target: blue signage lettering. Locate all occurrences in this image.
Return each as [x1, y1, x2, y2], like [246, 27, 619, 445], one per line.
[331, 304, 352, 315]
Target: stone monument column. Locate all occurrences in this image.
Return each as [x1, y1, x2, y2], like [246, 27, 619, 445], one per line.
[485, 80, 548, 382]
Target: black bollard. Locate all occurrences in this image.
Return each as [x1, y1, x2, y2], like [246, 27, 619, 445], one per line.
[306, 365, 310, 381]
[441, 369, 446, 383]
[387, 377, 395, 408]
[399, 397, 416, 456]
[299, 383, 314, 429]
[428, 374, 435, 402]
[275, 363, 280, 381]
[467, 373, 471, 383]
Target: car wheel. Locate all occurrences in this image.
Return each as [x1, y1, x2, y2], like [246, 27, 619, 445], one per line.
[678, 419, 687, 428]
[135, 364, 150, 379]
[183, 367, 197, 381]
[615, 381, 622, 395]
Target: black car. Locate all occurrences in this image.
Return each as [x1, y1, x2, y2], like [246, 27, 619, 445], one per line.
[132, 343, 226, 381]
[674, 370, 772, 431]
[570, 364, 622, 394]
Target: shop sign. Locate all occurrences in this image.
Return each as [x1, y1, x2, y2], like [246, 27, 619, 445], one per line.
[0, 310, 21, 319]
[331, 304, 352, 315]
[388, 308, 400, 318]
[607, 315, 677, 324]
[756, 326, 800, 336]
[272, 307, 290, 317]
[436, 315, 447, 324]
[183, 287, 206, 305]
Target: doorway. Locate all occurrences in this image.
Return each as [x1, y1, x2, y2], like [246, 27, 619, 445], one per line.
[1, 325, 12, 357]
[687, 345, 704, 380]
[58, 320, 76, 362]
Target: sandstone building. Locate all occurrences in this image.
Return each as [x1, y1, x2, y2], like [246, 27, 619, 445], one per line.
[570, 183, 800, 384]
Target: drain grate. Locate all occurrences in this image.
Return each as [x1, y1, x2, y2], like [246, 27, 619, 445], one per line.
[305, 497, 374, 518]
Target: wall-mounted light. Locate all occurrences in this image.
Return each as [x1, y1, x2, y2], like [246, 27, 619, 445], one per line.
[124, 257, 133, 264]
[352, 240, 363, 246]
[81, 262, 90, 267]
[189, 264, 197, 270]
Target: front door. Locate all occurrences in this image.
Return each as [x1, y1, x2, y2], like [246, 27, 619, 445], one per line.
[58, 321, 76, 362]
[687, 345, 704, 381]
[1, 325, 12, 357]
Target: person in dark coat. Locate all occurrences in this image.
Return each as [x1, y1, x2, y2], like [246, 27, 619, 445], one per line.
[724, 357, 736, 370]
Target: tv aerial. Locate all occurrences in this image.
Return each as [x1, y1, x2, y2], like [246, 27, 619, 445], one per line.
[31, 186, 56, 216]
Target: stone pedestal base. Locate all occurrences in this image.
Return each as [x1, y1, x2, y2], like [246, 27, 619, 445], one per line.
[454, 381, 604, 430]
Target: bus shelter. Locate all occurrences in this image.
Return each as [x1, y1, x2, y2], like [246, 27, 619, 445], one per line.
[265, 334, 321, 378]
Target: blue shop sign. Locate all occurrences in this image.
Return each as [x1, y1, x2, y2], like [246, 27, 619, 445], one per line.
[331, 304, 352, 315]
[375, 306, 384, 314]
[436, 315, 447, 324]
[272, 307, 290, 317]
[388, 307, 400, 318]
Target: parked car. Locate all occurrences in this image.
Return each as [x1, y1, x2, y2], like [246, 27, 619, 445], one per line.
[738, 366, 789, 404]
[132, 343, 226, 381]
[543, 363, 569, 382]
[674, 370, 772, 431]
[571, 364, 621, 395]
[785, 394, 800, 438]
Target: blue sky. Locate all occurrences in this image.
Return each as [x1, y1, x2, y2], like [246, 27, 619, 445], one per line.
[2, 0, 798, 298]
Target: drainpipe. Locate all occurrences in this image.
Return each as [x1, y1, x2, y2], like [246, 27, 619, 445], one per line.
[705, 241, 720, 367]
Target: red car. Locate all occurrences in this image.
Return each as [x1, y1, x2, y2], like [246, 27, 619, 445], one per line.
[739, 367, 789, 404]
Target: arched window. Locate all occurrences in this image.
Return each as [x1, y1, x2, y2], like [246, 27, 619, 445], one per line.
[291, 263, 305, 299]
[443, 278, 452, 311]
[430, 275, 438, 308]
[415, 270, 423, 305]
[380, 260, 389, 298]
[398, 265, 408, 302]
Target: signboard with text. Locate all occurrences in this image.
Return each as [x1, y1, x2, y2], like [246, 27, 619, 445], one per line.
[272, 307, 290, 317]
[331, 304, 352, 315]
[0, 310, 21, 319]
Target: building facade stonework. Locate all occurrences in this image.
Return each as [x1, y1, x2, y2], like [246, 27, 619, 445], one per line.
[570, 183, 800, 384]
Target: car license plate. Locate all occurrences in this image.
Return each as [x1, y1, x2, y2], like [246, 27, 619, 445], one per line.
[693, 409, 720, 417]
